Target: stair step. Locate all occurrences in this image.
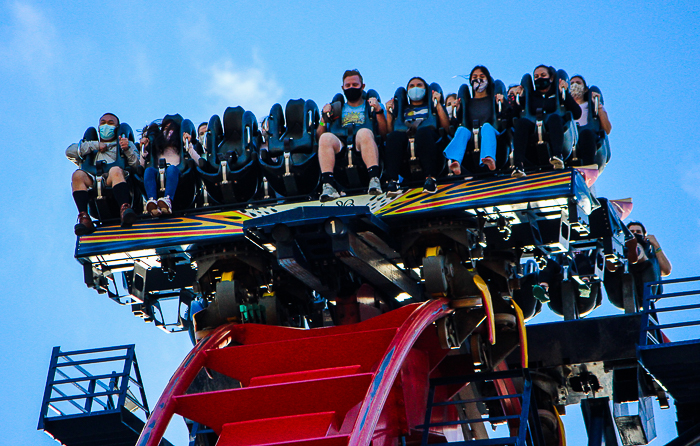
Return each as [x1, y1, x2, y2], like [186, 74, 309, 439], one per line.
[216, 412, 336, 446]
[174, 373, 373, 433]
[205, 328, 396, 385]
[250, 365, 362, 386]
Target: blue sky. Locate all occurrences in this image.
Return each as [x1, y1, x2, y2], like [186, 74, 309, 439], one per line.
[1, 1, 699, 444]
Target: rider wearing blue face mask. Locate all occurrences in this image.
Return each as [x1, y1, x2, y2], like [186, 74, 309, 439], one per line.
[67, 112, 141, 235]
[384, 77, 451, 194]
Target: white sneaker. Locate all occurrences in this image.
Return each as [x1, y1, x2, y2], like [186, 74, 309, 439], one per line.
[368, 177, 382, 195]
[320, 183, 340, 202]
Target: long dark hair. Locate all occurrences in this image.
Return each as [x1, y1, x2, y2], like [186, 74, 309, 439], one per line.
[469, 65, 495, 97]
[154, 118, 181, 157]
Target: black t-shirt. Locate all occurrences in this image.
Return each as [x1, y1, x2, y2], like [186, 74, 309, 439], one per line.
[468, 97, 493, 127]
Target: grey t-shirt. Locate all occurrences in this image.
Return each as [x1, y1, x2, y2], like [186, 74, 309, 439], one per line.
[468, 96, 493, 127]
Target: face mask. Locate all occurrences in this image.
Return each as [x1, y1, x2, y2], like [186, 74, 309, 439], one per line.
[198, 134, 206, 148]
[407, 87, 426, 102]
[343, 87, 363, 102]
[570, 82, 584, 100]
[472, 78, 488, 93]
[99, 124, 116, 140]
[534, 77, 551, 91]
[446, 105, 453, 116]
[508, 94, 517, 106]
[164, 129, 175, 141]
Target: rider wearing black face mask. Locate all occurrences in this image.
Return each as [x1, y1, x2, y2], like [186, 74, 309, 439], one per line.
[510, 65, 582, 178]
[316, 69, 387, 202]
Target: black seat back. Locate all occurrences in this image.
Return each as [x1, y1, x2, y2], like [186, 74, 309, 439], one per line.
[267, 99, 319, 157]
[217, 106, 258, 169]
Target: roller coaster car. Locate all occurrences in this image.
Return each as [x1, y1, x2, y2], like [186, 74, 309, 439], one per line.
[389, 81, 447, 180]
[198, 107, 259, 204]
[326, 89, 383, 189]
[135, 114, 200, 211]
[259, 99, 321, 197]
[571, 85, 611, 173]
[75, 123, 141, 221]
[518, 69, 579, 168]
[74, 164, 614, 339]
[455, 80, 513, 172]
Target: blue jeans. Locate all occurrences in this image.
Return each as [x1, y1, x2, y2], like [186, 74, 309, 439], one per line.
[443, 123, 499, 168]
[144, 165, 180, 200]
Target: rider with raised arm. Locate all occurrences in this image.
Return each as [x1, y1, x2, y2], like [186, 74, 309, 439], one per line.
[67, 112, 140, 235]
[317, 69, 386, 201]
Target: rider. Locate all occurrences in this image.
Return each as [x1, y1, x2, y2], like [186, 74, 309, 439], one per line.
[384, 76, 450, 194]
[510, 65, 582, 177]
[627, 221, 672, 295]
[570, 75, 612, 166]
[140, 116, 202, 216]
[67, 112, 140, 235]
[443, 65, 505, 175]
[317, 69, 386, 201]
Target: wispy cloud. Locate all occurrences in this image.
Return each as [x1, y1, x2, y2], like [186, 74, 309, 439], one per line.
[208, 59, 283, 120]
[681, 163, 700, 203]
[0, 2, 59, 82]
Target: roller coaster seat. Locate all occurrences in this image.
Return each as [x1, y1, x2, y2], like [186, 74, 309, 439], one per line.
[197, 107, 259, 204]
[260, 99, 320, 197]
[388, 81, 447, 180]
[326, 89, 383, 188]
[517, 69, 579, 166]
[572, 84, 611, 173]
[454, 80, 513, 171]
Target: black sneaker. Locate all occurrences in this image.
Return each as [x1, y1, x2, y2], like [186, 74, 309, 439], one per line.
[423, 177, 438, 194]
[386, 180, 401, 197]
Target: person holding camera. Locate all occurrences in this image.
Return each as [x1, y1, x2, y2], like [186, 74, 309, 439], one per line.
[627, 221, 672, 278]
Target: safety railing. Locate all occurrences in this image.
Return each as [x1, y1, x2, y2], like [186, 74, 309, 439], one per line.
[38, 344, 149, 429]
[638, 276, 700, 349]
[418, 368, 545, 446]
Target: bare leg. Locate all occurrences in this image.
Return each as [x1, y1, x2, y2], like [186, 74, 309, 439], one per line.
[318, 133, 342, 173]
[355, 128, 379, 168]
[105, 166, 126, 187]
[71, 169, 94, 192]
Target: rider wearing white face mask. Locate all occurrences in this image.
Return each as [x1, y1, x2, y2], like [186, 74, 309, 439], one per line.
[66, 112, 141, 235]
[384, 76, 451, 195]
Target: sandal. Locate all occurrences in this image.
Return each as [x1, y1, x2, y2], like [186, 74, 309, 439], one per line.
[157, 196, 172, 215]
[146, 198, 161, 217]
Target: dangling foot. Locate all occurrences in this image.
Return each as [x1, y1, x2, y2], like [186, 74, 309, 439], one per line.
[120, 203, 137, 228]
[481, 156, 496, 171]
[320, 183, 341, 202]
[157, 196, 172, 215]
[386, 180, 401, 197]
[74, 211, 95, 236]
[146, 199, 161, 217]
[511, 167, 526, 178]
[423, 177, 438, 194]
[367, 177, 382, 195]
[550, 156, 564, 170]
[448, 159, 461, 175]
